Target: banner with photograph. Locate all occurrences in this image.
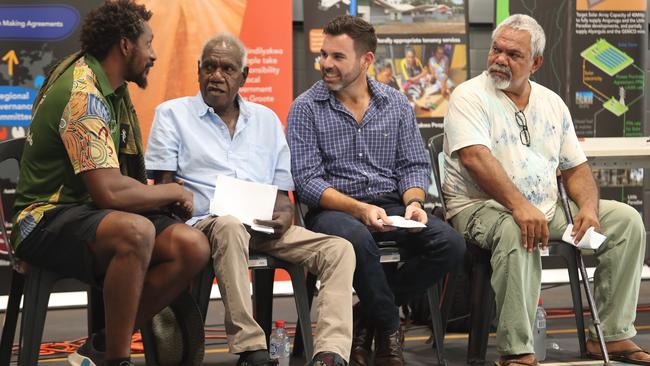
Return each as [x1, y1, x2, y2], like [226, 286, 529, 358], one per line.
[302, 0, 350, 90]
[131, 0, 293, 137]
[362, 0, 469, 140]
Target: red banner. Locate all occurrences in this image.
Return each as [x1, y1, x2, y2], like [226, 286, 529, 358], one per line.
[131, 0, 293, 145]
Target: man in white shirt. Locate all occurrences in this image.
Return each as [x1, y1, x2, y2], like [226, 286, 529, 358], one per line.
[444, 14, 648, 366]
[145, 33, 354, 366]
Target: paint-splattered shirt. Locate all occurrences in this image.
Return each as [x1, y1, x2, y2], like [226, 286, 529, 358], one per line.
[442, 71, 586, 220]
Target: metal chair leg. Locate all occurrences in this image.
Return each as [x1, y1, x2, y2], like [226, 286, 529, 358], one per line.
[192, 264, 215, 323]
[285, 265, 314, 361]
[293, 272, 317, 357]
[427, 285, 447, 366]
[141, 322, 159, 366]
[19, 268, 57, 366]
[556, 243, 587, 357]
[467, 249, 494, 365]
[252, 268, 275, 347]
[0, 270, 25, 365]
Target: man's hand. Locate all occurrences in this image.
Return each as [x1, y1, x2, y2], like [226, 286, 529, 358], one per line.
[404, 203, 428, 224]
[511, 202, 549, 252]
[354, 203, 395, 232]
[404, 202, 428, 232]
[571, 208, 600, 244]
[254, 211, 292, 239]
[170, 187, 193, 221]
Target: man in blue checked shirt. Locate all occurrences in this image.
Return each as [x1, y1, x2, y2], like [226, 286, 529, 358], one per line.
[287, 15, 465, 366]
[146, 33, 355, 366]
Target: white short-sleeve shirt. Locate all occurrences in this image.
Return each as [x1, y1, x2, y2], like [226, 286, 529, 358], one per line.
[443, 71, 587, 220]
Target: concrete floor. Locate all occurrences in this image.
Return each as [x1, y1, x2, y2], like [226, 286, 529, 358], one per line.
[4, 281, 650, 365]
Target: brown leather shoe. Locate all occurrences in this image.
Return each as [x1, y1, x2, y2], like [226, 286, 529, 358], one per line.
[374, 326, 405, 366]
[349, 303, 373, 366]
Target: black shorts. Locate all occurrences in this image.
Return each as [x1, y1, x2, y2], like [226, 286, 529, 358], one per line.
[15, 204, 181, 286]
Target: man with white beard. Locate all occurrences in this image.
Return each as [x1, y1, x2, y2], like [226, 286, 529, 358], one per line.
[443, 14, 649, 366]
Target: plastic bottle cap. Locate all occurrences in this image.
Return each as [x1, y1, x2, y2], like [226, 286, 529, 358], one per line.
[275, 320, 285, 328]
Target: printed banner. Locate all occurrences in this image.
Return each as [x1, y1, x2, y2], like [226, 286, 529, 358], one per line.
[131, 0, 293, 141]
[302, 0, 349, 90]
[0, 1, 101, 141]
[571, 0, 646, 138]
[364, 0, 468, 133]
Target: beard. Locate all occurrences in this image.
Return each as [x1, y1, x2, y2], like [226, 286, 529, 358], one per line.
[126, 53, 153, 89]
[487, 63, 512, 90]
[321, 64, 364, 92]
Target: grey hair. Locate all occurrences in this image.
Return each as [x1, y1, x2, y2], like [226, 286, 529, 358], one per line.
[492, 14, 546, 58]
[199, 32, 248, 67]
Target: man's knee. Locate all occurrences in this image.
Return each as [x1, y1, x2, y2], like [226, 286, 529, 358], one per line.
[604, 200, 644, 233]
[105, 213, 156, 264]
[321, 237, 356, 273]
[492, 217, 525, 252]
[175, 226, 211, 269]
[310, 212, 378, 258]
[418, 223, 466, 272]
[206, 215, 250, 252]
[214, 214, 246, 231]
[443, 227, 466, 266]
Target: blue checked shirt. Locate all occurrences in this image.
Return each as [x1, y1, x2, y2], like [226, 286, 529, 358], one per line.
[287, 78, 431, 207]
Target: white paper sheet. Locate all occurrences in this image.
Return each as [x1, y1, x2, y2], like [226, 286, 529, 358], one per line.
[209, 175, 278, 230]
[561, 224, 607, 250]
[380, 216, 427, 229]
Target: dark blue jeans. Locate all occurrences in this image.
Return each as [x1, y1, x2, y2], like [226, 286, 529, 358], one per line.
[306, 192, 465, 335]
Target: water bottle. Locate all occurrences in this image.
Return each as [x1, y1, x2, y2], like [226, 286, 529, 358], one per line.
[533, 298, 547, 361]
[269, 320, 290, 366]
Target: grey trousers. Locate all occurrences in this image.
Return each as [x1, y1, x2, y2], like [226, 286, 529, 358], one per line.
[451, 199, 645, 355]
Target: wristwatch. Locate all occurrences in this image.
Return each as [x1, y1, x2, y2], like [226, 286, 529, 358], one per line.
[406, 198, 425, 210]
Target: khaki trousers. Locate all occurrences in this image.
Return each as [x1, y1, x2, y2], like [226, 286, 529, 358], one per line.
[451, 199, 645, 355]
[194, 215, 355, 359]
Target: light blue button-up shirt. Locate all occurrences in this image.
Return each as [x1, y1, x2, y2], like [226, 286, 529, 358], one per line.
[145, 93, 294, 224]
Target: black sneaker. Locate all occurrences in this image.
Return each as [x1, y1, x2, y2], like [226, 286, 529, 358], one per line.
[68, 333, 105, 366]
[309, 352, 348, 366]
[237, 349, 279, 366]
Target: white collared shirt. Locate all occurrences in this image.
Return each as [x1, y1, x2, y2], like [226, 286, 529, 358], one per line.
[145, 93, 294, 224]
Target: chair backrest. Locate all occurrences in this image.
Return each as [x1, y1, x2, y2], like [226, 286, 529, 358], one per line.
[0, 137, 26, 269]
[427, 133, 448, 215]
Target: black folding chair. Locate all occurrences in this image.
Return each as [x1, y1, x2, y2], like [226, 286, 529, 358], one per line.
[0, 138, 105, 366]
[427, 133, 587, 364]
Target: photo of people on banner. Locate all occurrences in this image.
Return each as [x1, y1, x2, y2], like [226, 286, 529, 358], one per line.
[361, 0, 469, 119]
[370, 40, 467, 118]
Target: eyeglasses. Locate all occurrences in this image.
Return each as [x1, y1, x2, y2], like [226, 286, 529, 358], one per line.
[515, 111, 530, 147]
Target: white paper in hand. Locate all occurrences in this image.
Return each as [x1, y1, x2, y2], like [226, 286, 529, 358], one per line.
[561, 224, 606, 250]
[382, 216, 426, 229]
[210, 175, 277, 230]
